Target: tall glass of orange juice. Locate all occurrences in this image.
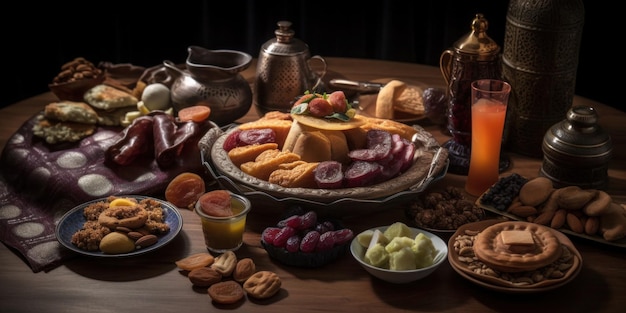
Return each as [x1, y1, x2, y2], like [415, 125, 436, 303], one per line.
[465, 79, 511, 196]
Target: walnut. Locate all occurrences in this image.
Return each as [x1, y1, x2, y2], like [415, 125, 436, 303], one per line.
[406, 187, 484, 230]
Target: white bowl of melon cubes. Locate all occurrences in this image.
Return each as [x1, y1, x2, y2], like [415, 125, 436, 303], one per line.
[350, 222, 448, 284]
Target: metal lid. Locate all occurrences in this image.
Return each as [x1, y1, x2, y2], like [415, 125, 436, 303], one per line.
[260, 21, 310, 56]
[453, 14, 500, 60]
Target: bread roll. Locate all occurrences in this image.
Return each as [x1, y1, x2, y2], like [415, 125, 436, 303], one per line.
[375, 80, 406, 119]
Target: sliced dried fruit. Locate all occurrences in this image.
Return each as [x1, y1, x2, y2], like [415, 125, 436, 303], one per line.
[165, 172, 206, 209]
[178, 105, 211, 122]
[175, 252, 215, 271]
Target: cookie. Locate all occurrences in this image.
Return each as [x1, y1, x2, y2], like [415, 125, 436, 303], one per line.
[207, 281, 244, 304]
[243, 271, 281, 299]
[473, 221, 562, 272]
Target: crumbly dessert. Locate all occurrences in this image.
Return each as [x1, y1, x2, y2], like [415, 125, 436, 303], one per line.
[70, 197, 169, 253]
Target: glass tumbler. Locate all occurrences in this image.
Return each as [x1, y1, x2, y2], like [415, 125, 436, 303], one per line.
[195, 193, 251, 253]
[465, 79, 511, 196]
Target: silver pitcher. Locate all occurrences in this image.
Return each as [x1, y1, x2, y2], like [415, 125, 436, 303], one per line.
[164, 46, 253, 126]
[254, 21, 326, 114]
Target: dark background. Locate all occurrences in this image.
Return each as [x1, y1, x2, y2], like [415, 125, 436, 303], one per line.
[3, 0, 621, 112]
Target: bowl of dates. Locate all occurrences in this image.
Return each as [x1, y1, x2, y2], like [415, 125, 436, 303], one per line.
[261, 209, 353, 268]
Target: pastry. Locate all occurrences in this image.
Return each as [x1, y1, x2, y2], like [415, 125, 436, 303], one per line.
[473, 221, 562, 272]
[375, 80, 406, 119]
[32, 116, 96, 144]
[393, 85, 425, 116]
[84, 84, 138, 110]
[44, 101, 99, 124]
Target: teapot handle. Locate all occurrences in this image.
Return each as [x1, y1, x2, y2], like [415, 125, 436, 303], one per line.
[439, 49, 454, 88]
[308, 55, 327, 92]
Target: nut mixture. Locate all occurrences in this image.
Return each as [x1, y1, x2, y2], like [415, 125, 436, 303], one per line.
[406, 186, 484, 230]
[175, 251, 281, 306]
[52, 57, 103, 84]
[453, 229, 576, 286]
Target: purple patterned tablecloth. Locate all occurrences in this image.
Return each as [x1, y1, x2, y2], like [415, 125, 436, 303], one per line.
[0, 114, 210, 272]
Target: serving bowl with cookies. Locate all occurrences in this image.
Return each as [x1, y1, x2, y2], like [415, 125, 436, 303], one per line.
[199, 91, 449, 215]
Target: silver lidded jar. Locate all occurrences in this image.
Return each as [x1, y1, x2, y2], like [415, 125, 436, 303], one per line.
[541, 106, 612, 190]
[254, 21, 326, 115]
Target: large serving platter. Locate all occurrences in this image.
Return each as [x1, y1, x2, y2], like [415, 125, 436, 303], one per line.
[198, 123, 449, 216]
[448, 220, 582, 293]
[56, 195, 183, 258]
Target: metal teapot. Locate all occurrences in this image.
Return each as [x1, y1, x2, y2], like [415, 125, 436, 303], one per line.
[254, 21, 326, 114]
[439, 13, 502, 175]
[164, 45, 253, 126]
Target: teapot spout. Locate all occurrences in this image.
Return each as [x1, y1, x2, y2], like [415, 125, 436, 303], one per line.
[186, 46, 252, 80]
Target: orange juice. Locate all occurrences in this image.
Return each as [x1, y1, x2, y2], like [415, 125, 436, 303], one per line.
[465, 98, 507, 196]
[195, 194, 251, 253]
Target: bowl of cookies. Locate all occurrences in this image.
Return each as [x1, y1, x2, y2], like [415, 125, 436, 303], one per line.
[350, 222, 448, 284]
[198, 91, 449, 215]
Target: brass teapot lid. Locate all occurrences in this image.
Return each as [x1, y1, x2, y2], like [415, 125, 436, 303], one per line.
[260, 21, 309, 56]
[453, 14, 500, 60]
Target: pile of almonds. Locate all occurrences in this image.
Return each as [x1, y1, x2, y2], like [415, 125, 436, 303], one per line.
[506, 177, 626, 241]
[51, 57, 103, 84]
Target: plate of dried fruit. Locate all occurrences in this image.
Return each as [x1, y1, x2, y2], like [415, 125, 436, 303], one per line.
[198, 121, 449, 216]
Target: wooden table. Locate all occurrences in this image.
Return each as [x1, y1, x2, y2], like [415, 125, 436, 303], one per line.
[1, 58, 625, 313]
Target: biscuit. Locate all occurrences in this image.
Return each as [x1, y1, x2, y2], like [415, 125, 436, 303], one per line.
[207, 281, 245, 304]
[243, 271, 281, 299]
[473, 221, 562, 272]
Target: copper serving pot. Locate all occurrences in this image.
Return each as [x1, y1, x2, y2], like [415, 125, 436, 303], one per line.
[254, 21, 326, 114]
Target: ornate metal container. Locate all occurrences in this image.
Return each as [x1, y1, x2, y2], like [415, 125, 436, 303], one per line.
[254, 21, 326, 114]
[502, 0, 585, 157]
[541, 106, 612, 189]
[439, 13, 501, 175]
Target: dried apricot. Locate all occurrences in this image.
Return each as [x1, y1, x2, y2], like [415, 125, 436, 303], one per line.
[178, 105, 211, 123]
[175, 252, 215, 271]
[165, 172, 205, 209]
[197, 190, 233, 217]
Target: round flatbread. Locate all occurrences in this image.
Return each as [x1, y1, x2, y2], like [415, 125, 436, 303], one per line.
[291, 114, 366, 131]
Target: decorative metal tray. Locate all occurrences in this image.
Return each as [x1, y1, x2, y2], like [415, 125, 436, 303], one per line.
[198, 123, 449, 217]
